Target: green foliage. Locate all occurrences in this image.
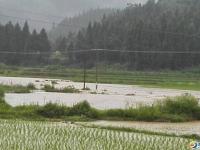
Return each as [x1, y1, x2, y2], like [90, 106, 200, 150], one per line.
[0, 120, 191, 150]
[0, 90, 199, 122]
[43, 84, 80, 93]
[0, 22, 50, 66]
[27, 83, 36, 90]
[0, 84, 35, 93]
[70, 0, 200, 70]
[160, 94, 199, 116]
[0, 88, 4, 98]
[69, 101, 99, 118]
[37, 103, 69, 118]
[62, 86, 80, 93]
[42, 84, 56, 92]
[104, 95, 200, 122]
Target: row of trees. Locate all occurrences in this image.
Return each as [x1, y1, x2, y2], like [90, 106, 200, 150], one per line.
[0, 21, 50, 65]
[1, 0, 200, 70]
[65, 0, 200, 70]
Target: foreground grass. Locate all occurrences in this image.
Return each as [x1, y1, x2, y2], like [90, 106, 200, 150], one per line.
[0, 119, 191, 150]
[1, 65, 200, 91]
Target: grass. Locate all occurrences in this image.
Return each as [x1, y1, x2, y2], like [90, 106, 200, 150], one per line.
[0, 87, 200, 122]
[0, 83, 36, 94]
[42, 85, 80, 93]
[102, 94, 200, 122]
[1, 65, 200, 91]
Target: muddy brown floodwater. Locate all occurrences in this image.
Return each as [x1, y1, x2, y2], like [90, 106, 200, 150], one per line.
[0, 76, 200, 109]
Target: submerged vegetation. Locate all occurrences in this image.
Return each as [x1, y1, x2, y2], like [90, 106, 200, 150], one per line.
[42, 85, 80, 93]
[0, 83, 36, 94]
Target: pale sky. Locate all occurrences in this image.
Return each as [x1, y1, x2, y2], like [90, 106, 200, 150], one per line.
[0, 0, 147, 30]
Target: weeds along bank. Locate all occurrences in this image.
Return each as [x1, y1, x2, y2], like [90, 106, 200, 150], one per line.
[0, 87, 200, 122]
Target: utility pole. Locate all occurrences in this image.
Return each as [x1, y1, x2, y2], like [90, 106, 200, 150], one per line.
[95, 50, 98, 90]
[83, 53, 86, 90]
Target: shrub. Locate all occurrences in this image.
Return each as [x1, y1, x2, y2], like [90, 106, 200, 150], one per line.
[0, 88, 4, 98]
[37, 103, 69, 118]
[104, 109, 126, 118]
[43, 85, 80, 93]
[12, 85, 31, 93]
[161, 94, 199, 117]
[42, 84, 56, 92]
[27, 83, 36, 90]
[69, 101, 99, 118]
[62, 86, 80, 93]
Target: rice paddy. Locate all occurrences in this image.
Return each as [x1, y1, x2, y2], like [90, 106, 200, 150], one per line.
[0, 120, 191, 150]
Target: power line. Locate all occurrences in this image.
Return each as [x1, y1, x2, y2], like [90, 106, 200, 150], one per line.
[0, 49, 200, 55]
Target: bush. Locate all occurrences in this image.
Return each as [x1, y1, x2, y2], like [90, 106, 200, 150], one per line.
[69, 101, 99, 118]
[161, 94, 199, 117]
[0, 88, 4, 98]
[101, 95, 200, 122]
[37, 103, 69, 118]
[27, 83, 36, 90]
[42, 85, 56, 92]
[0, 89, 11, 109]
[62, 86, 80, 93]
[43, 85, 80, 93]
[105, 109, 126, 118]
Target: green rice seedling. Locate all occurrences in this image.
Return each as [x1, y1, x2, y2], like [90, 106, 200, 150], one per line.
[0, 120, 191, 150]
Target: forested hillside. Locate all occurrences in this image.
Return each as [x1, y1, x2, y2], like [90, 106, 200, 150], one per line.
[1, 0, 200, 70]
[0, 22, 50, 65]
[68, 0, 200, 70]
[48, 8, 115, 41]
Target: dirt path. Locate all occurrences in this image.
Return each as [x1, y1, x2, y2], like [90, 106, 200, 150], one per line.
[82, 121, 200, 136]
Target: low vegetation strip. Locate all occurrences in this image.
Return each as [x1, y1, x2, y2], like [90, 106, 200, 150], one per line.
[1, 65, 200, 91]
[42, 85, 81, 93]
[0, 88, 200, 122]
[0, 120, 191, 150]
[0, 84, 35, 93]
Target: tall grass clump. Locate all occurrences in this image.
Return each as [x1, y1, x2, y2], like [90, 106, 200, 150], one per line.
[43, 85, 80, 93]
[103, 94, 200, 122]
[0, 84, 36, 93]
[0, 88, 4, 98]
[159, 94, 200, 120]
[37, 103, 69, 118]
[69, 101, 99, 118]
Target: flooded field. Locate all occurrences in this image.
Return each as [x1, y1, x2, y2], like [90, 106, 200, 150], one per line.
[1, 76, 200, 109]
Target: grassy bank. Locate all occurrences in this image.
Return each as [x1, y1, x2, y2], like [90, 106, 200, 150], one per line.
[0, 84, 36, 93]
[1, 65, 200, 91]
[0, 88, 200, 122]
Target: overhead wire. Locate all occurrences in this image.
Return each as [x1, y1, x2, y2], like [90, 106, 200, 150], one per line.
[0, 49, 200, 55]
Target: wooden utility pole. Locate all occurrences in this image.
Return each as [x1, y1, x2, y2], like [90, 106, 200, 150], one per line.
[83, 53, 86, 90]
[95, 50, 98, 90]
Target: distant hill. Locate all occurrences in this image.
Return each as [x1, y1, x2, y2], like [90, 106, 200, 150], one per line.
[69, 0, 200, 70]
[48, 8, 116, 41]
